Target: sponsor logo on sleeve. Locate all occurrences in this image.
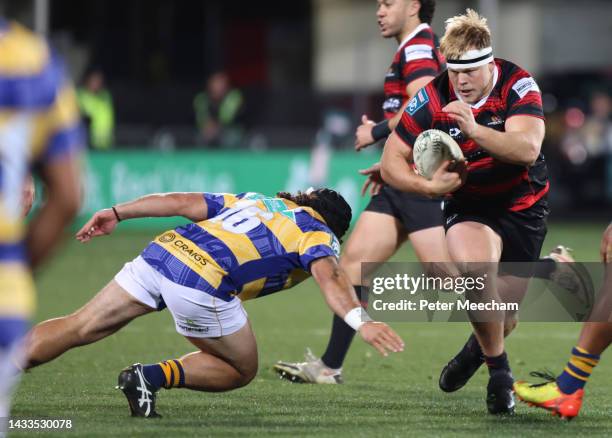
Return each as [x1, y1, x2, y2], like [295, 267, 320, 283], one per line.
[404, 44, 434, 62]
[512, 77, 540, 99]
[406, 88, 429, 116]
[330, 235, 341, 258]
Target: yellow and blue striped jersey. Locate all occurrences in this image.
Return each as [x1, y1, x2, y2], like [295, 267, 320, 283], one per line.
[141, 192, 341, 302]
[0, 20, 83, 317]
[0, 20, 83, 264]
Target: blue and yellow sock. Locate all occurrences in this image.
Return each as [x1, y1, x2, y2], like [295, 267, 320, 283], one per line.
[142, 359, 185, 391]
[557, 346, 600, 394]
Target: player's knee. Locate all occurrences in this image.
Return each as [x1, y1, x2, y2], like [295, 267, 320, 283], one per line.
[237, 362, 258, 388]
[235, 371, 255, 388]
[230, 357, 258, 389]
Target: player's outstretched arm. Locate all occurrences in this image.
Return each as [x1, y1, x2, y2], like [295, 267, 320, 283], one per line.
[75, 192, 207, 243]
[310, 256, 405, 356]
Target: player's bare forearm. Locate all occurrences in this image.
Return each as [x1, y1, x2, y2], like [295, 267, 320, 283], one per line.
[380, 132, 433, 196]
[114, 193, 207, 222]
[312, 257, 407, 356]
[469, 117, 545, 166]
[311, 257, 361, 319]
[27, 156, 82, 268]
[443, 101, 544, 166]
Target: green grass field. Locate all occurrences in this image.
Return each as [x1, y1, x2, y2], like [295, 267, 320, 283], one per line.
[11, 221, 611, 437]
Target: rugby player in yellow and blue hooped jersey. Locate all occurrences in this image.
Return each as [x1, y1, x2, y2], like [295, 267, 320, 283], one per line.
[0, 19, 83, 431]
[139, 192, 344, 302]
[24, 189, 404, 417]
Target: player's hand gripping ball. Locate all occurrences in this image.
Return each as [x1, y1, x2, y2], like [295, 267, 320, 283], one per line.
[413, 129, 465, 180]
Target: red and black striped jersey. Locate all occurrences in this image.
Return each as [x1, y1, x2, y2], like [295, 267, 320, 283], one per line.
[395, 58, 548, 211]
[382, 23, 446, 119]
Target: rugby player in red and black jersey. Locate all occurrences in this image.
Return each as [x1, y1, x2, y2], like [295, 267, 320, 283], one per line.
[274, 0, 449, 385]
[381, 9, 549, 414]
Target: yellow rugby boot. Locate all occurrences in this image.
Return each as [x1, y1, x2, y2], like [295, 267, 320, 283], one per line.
[514, 373, 583, 420]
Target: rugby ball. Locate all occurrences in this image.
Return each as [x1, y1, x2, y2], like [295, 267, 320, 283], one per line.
[413, 129, 464, 180]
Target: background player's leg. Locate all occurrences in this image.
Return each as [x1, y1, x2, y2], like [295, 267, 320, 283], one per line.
[514, 267, 612, 418]
[0, 317, 28, 435]
[577, 323, 612, 355]
[409, 226, 450, 263]
[0, 268, 33, 434]
[25, 280, 155, 368]
[340, 211, 407, 285]
[553, 265, 612, 396]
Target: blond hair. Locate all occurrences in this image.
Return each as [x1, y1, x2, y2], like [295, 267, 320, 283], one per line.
[439, 9, 491, 60]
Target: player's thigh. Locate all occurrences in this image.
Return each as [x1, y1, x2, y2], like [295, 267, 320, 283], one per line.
[408, 226, 451, 262]
[340, 211, 406, 282]
[446, 221, 502, 263]
[72, 279, 155, 336]
[186, 321, 258, 378]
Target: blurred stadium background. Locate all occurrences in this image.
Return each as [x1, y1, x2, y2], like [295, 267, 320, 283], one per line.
[2, 0, 611, 224]
[4, 0, 612, 436]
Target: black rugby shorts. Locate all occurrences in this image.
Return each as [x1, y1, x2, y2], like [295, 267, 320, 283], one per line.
[364, 185, 444, 234]
[444, 197, 549, 262]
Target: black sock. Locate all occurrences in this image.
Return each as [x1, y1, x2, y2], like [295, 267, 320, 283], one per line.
[484, 351, 511, 376]
[321, 285, 365, 369]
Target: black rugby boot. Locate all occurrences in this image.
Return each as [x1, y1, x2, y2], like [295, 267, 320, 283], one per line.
[116, 363, 161, 418]
[439, 334, 484, 392]
[486, 370, 516, 415]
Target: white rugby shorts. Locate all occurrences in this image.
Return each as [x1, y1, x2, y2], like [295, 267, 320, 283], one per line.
[114, 256, 248, 338]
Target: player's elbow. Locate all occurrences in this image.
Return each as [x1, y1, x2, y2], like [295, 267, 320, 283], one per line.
[380, 164, 394, 186]
[521, 142, 541, 166]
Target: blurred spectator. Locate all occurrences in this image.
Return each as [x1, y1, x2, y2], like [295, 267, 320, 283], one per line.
[193, 72, 245, 147]
[77, 69, 115, 150]
[560, 91, 612, 205]
[583, 92, 612, 157]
